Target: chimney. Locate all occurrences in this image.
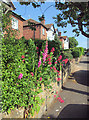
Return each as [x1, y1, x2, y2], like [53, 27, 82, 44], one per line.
[41, 19, 45, 25]
[58, 32, 61, 36]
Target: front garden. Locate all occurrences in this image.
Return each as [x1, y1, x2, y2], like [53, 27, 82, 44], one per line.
[1, 12, 84, 118]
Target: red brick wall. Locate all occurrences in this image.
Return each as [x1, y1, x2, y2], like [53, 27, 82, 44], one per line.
[11, 15, 23, 39]
[23, 25, 47, 40]
[3, 15, 23, 39]
[40, 26, 47, 40]
[60, 38, 64, 49]
[23, 26, 34, 40]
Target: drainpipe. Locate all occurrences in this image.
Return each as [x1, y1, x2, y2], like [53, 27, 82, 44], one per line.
[34, 30, 35, 40]
[40, 25, 41, 39]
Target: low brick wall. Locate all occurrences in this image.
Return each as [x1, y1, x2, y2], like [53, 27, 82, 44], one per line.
[2, 56, 82, 119]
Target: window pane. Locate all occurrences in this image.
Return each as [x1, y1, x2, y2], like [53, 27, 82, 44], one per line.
[12, 17, 18, 30]
[42, 28, 44, 35]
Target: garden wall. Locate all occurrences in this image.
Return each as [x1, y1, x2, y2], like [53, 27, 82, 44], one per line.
[2, 56, 82, 119]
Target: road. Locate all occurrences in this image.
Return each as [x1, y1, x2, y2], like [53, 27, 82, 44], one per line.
[42, 56, 89, 118]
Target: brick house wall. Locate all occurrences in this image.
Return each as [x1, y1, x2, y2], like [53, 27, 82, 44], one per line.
[40, 25, 47, 40]
[11, 14, 24, 39]
[60, 38, 64, 49]
[23, 19, 47, 40]
[4, 12, 25, 39]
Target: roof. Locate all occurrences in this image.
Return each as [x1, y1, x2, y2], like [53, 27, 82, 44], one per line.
[54, 28, 59, 33]
[45, 24, 53, 29]
[23, 19, 39, 26]
[23, 18, 50, 30]
[11, 11, 25, 21]
[59, 36, 67, 40]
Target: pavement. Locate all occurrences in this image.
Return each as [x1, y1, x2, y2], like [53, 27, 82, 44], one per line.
[42, 56, 89, 118]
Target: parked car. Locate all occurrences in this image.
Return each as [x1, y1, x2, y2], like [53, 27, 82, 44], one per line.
[86, 52, 89, 56]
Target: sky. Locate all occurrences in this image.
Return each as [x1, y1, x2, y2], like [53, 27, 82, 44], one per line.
[13, 2, 88, 49]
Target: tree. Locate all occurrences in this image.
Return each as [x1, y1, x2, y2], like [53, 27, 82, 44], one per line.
[19, 1, 89, 38]
[69, 37, 78, 48]
[54, 2, 89, 38]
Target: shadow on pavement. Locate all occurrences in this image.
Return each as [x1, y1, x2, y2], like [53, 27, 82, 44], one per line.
[73, 70, 89, 86]
[57, 104, 89, 118]
[62, 86, 89, 96]
[79, 61, 89, 64]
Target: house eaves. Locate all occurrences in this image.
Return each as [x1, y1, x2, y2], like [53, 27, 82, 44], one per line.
[11, 11, 25, 21]
[23, 18, 48, 30]
[59, 36, 67, 40]
[2, 0, 16, 10]
[45, 24, 54, 31]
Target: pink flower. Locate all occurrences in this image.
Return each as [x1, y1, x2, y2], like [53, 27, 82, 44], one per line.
[36, 47, 39, 50]
[37, 52, 39, 54]
[54, 95, 56, 97]
[58, 55, 62, 61]
[58, 97, 64, 103]
[56, 91, 58, 94]
[50, 67, 52, 69]
[18, 73, 23, 79]
[48, 57, 51, 61]
[40, 77, 42, 81]
[57, 78, 61, 81]
[58, 73, 60, 76]
[42, 41, 48, 62]
[62, 58, 68, 64]
[53, 66, 56, 71]
[57, 97, 60, 100]
[22, 60, 25, 62]
[55, 61, 57, 64]
[57, 70, 59, 73]
[16, 83, 18, 85]
[48, 62, 52, 65]
[51, 47, 55, 52]
[60, 99, 64, 103]
[21, 55, 25, 58]
[38, 58, 41, 68]
[30, 72, 34, 76]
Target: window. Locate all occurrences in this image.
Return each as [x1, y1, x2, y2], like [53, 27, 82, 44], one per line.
[42, 28, 45, 35]
[12, 17, 18, 30]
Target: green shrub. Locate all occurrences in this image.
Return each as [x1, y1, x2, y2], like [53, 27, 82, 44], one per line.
[78, 47, 84, 56]
[63, 50, 73, 60]
[72, 47, 81, 58]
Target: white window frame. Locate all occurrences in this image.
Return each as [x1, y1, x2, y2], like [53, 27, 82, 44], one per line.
[12, 17, 18, 30]
[42, 28, 45, 35]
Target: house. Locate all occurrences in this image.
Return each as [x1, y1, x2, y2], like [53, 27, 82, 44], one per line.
[2, 0, 25, 39]
[59, 36, 69, 49]
[45, 24, 55, 41]
[2, 0, 16, 13]
[23, 19, 47, 40]
[10, 11, 25, 39]
[4, 11, 25, 39]
[54, 28, 60, 36]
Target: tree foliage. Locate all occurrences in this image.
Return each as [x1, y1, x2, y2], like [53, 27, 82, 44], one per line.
[69, 37, 78, 48]
[19, 1, 89, 38]
[54, 2, 89, 38]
